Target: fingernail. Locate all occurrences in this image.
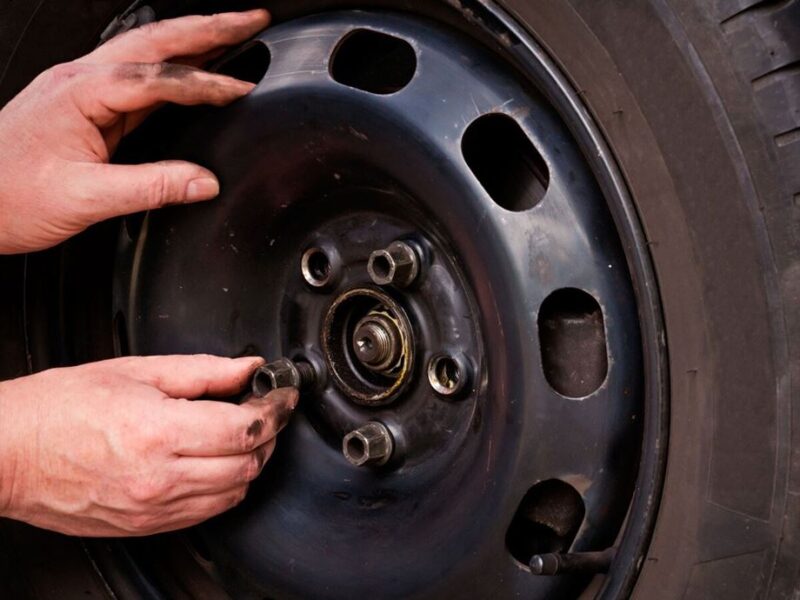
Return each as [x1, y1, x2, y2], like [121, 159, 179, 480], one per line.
[245, 8, 271, 19]
[187, 177, 220, 201]
[235, 81, 257, 95]
[239, 356, 265, 367]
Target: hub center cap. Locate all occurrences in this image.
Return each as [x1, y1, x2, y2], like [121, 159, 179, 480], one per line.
[322, 287, 415, 406]
[352, 311, 404, 374]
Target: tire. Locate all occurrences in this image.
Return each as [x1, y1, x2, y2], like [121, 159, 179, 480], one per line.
[0, 1, 797, 598]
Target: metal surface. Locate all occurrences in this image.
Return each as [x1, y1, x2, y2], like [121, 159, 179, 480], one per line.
[367, 240, 421, 288]
[104, 7, 660, 599]
[300, 247, 337, 289]
[251, 358, 317, 397]
[98, 2, 155, 45]
[427, 353, 469, 397]
[352, 311, 404, 375]
[530, 550, 614, 576]
[342, 421, 394, 467]
[321, 287, 417, 406]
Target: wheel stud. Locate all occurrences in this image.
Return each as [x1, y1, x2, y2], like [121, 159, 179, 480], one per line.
[352, 311, 404, 375]
[367, 241, 420, 288]
[342, 422, 394, 467]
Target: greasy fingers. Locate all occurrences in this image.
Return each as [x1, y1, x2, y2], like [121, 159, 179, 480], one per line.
[83, 10, 270, 65]
[170, 389, 299, 457]
[175, 439, 278, 496]
[0, 10, 269, 254]
[0, 357, 291, 538]
[74, 63, 255, 128]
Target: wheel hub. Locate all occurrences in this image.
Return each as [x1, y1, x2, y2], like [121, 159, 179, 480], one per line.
[352, 311, 404, 373]
[322, 286, 417, 406]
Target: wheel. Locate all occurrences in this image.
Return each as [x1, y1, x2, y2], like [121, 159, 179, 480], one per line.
[0, 2, 797, 599]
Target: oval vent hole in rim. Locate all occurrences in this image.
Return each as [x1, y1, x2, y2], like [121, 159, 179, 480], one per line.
[330, 29, 417, 94]
[506, 479, 585, 567]
[462, 113, 549, 211]
[216, 42, 271, 84]
[538, 288, 608, 398]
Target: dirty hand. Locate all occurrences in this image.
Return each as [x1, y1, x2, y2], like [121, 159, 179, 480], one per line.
[0, 355, 297, 537]
[0, 9, 269, 254]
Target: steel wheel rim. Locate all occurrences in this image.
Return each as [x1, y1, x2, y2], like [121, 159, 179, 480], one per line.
[26, 3, 667, 598]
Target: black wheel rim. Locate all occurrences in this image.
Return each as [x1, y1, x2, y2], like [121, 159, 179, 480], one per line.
[28, 3, 668, 599]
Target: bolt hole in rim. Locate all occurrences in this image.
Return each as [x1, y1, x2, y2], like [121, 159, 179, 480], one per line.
[103, 4, 667, 599]
[301, 247, 333, 288]
[428, 353, 468, 397]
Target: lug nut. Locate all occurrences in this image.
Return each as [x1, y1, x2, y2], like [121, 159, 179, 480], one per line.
[427, 353, 470, 397]
[342, 422, 394, 467]
[252, 357, 317, 397]
[368, 241, 420, 288]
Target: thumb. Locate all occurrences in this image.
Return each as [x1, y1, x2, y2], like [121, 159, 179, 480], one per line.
[75, 160, 220, 222]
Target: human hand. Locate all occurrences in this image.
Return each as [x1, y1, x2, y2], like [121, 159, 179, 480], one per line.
[0, 10, 270, 254]
[0, 355, 298, 537]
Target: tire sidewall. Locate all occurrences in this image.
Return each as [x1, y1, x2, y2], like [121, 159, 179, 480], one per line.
[500, 2, 792, 598]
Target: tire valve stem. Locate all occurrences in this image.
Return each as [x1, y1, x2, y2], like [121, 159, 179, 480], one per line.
[529, 549, 615, 576]
[251, 357, 318, 397]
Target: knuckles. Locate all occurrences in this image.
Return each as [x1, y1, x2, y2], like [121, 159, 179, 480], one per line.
[37, 62, 88, 93]
[231, 485, 249, 507]
[124, 476, 168, 505]
[142, 169, 173, 210]
[45, 62, 85, 83]
[135, 428, 171, 455]
[243, 450, 265, 482]
[132, 19, 168, 40]
[123, 511, 163, 535]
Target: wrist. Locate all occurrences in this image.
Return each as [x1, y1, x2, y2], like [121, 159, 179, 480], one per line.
[0, 380, 26, 518]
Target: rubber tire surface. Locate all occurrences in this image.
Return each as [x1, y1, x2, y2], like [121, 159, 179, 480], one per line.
[1, 1, 798, 599]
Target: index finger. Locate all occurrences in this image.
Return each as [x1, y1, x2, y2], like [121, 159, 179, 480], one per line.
[95, 354, 264, 398]
[82, 10, 270, 65]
